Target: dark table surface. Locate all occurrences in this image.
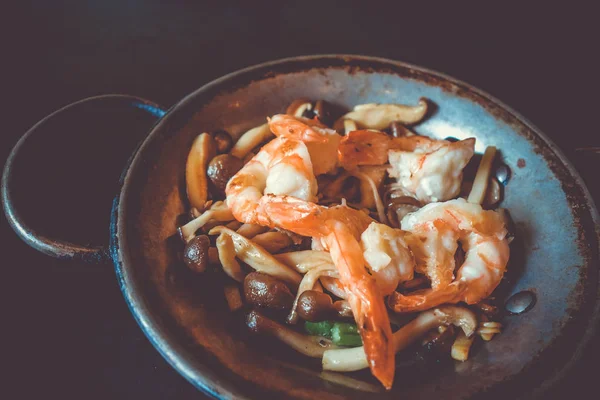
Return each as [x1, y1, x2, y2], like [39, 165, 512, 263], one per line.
[2, 2, 599, 399]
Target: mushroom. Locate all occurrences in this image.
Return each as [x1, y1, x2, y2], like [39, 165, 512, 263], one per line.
[286, 99, 313, 118]
[213, 130, 234, 154]
[251, 231, 293, 253]
[333, 99, 428, 131]
[351, 170, 387, 224]
[451, 331, 475, 361]
[230, 123, 273, 159]
[322, 306, 477, 371]
[183, 234, 210, 273]
[243, 272, 294, 310]
[483, 178, 502, 208]
[288, 264, 339, 324]
[236, 223, 270, 238]
[207, 154, 244, 195]
[224, 284, 243, 311]
[186, 133, 217, 210]
[313, 100, 334, 127]
[467, 146, 497, 204]
[297, 290, 353, 321]
[386, 196, 421, 228]
[208, 226, 302, 287]
[343, 119, 357, 135]
[246, 310, 337, 358]
[216, 233, 245, 282]
[320, 276, 347, 299]
[178, 201, 234, 243]
[354, 166, 388, 210]
[389, 122, 416, 138]
[275, 250, 335, 273]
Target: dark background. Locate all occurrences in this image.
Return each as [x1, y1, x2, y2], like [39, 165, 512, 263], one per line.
[2, 2, 598, 399]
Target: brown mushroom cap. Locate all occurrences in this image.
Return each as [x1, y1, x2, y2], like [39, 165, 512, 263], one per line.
[243, 272, 294, 310]
[183, 234, 210, 273]
[246, 310, 337, 358]
[213, 130, 234, 154]
[207, 154, 244, 194]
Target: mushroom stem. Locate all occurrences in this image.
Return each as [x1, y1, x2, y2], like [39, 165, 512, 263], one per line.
[275, 250, 335, 273]
[467, 146, 497, 204]
[230, 123, 273, 159]
[322, 306, 477, 371]
[246, 310, 337, 358]
[209, 226, 302, 287]
[178, 201, 233, 242]
[288, 265, 338, 324]
[251, 231, 293, 253]
[216, 233, 245, 282]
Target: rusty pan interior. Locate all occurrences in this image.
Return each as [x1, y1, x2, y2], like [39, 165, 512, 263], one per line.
[111, 55, 600, 399]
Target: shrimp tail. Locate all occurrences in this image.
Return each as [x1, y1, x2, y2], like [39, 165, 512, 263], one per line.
[327, 222, 395, 389]
[388, 280, 466, 313]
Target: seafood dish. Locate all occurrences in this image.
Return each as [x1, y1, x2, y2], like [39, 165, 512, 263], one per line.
[176, 98, 512, 390]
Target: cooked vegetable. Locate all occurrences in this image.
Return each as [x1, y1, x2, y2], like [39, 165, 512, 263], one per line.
[208, 226, 302, 287]
[467, 146, 497, 204]
[322, 306, 477, 371]
[251, 231, 293, 253]
[297, 290, 341, 321]
[343, 119, 357, 134]
[225, 220, 243, 230]
[208, 247, 219, 265]
[386, 196, 421, 228]
[236, 223, 269, 238]
[305, 321, 361, 346]
[247, 310, 337, 358]
[183, 234, 210, 273]
[224, 284, 243, 311]
[207, 154, 244, 194]
[178, 201, 234, 243]
[313, 100, 334, 126]
[243, 272, 294, 310]
[216, 233, 245, 282]
[186, 133, 217, 210]
[334, 99, 428, 131]
[451, 331, 475, 361]
[352, 170, 387, 223]
[484, 178, 502, 208]
[214, 130, 234, 154]
[331, 322, 362, 346]
[286, 99, 313, 118]
[230, 123, 273, 159]
[389, 122, 416, 138]
[305, 320, 334, 338]
[288, 264, 338, 324]
[275, 250, 335, 274]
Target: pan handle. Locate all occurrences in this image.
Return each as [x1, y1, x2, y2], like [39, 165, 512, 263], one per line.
[1, 95, 166, 264]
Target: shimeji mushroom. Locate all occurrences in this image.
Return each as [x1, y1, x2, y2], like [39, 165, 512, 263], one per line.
[286, 99, 313, 118]
[322, 306, 477, 371]
[287, 264, 339, 324]
[246, 310, 338, 358]
[178, 201, 234, 243]
[334, 99, 428, 132]
[186, 133, 217, 210]
[208, 226, 302, 287]
[230, 123, 273, 159]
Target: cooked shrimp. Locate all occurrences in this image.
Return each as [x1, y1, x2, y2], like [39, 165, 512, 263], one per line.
[226, 136, 318, 224]
[389, 198, 510, 312]
[269, 114, 341, 175]
[360, 222, 415, 295]
[229, 171, 396, 388]
[337, 131, 474, 204]
[388, 136, 475, 203]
